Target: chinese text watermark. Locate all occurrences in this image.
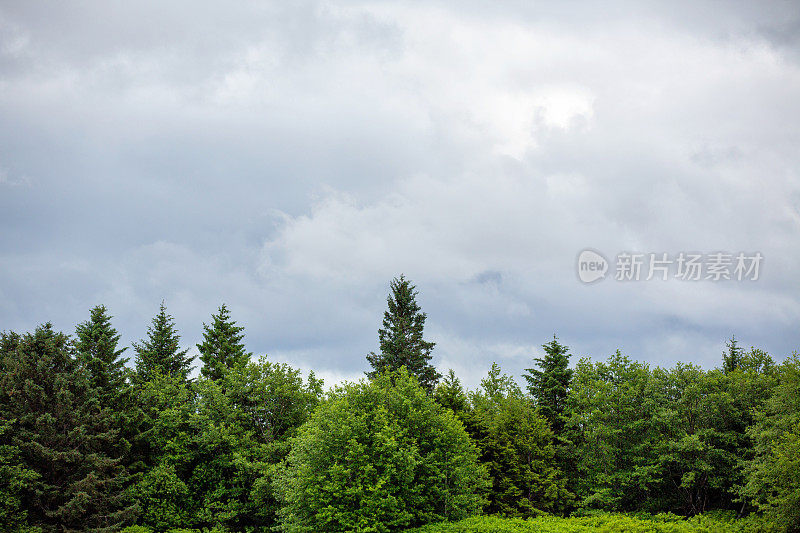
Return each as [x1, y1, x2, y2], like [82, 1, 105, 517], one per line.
[577, 250, 762, 284]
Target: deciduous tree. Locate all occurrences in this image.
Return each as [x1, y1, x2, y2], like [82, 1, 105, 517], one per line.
[276, 369, 488, 532]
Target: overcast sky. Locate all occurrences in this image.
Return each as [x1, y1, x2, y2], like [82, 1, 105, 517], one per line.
[1, 1, 799, 388]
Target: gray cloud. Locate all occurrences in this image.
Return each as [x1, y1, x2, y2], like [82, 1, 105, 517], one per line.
[1, 1, 799, 389]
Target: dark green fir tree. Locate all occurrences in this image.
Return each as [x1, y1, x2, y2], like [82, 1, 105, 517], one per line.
[723, 335, 743, 374]
[76, 305, 130, 408]
[197, 304, 251, 381]
[0, 324, 136, 531]
[133, 302, 193, 384]
[366, 275, 441, 393]
[523, 335, 573, 434]
[74, 305, 138, 527]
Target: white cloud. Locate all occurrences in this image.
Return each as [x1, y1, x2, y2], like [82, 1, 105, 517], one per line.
[1, 1, 799, 379]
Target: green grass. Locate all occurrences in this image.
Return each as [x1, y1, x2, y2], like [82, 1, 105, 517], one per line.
[405, 512, 780, 533]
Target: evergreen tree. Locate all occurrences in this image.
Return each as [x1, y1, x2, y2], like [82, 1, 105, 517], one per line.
[366, 275, 441, 393]
[0, 331, 38, 531]
[435, 369, 469, 414]
[523, 335, 573, 434]
[468, 363, 570, 516]
[0, 324, 135, 531]
[197, 304, 251, 381]
[0, 418, 37, 532]
[133, 302, 193, 384]
[75, 306, 138, 527]
[76, 305, 130, 408]
[723, 335, 743, 374]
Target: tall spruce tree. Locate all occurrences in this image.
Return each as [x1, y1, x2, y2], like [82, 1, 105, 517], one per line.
[523, 335, 573, 434]
[0, 331, 37, 531]
[133, 302, 193, 383]
[197, 304, 251, 381]
[74, 306, 138, 527]
[76, 305, 129, 408]
[366, 275, 441, 393]
[0, 324, 135, 531]
[723, 335, 743, 374]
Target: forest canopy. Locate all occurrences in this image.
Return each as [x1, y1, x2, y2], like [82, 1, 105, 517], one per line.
[0, 278, 797, 532]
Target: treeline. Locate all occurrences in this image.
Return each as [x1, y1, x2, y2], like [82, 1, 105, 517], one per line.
[0, 276, 798, 532]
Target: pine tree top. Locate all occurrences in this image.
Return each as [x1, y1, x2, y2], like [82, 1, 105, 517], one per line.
[366, 275, 441, 393]
[523, 335, 573, 434]
[75, 305, 129, 400]
[133, 301, 193, 384]
[198, 303, 251, 381]
[723, 335, 743, 374]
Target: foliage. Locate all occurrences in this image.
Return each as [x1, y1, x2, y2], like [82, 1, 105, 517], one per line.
[75, 305, 130, 405]
[133, 302, 194, 384]
[74, 305, 139, 523]
[197, 304, 251, 382]
[132, 357, 321, 532]
[0, 324, 135, 531]
[405, 512, 778, 533]
[192, 357, 322, 530]
[136, 462, 190, 531]
[276, 369, 489, 532]
[567, 348, 777, 516]
[0, 302, 796, 532]
[566, 351, 661, 512]
[741, 352, 800, 531]
[522, 336, 573, 434]
[0, 418, 38, 532]
[723, 336, 743, 375]
[434, 370, 469, 415]
[367, 276, 441, 393]
[465, 363, 570, 516]
[133, 371, 194, 530]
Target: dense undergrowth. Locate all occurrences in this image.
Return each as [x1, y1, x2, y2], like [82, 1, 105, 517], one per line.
[117, 512, 778, 533]
[405, 512, 778, 533]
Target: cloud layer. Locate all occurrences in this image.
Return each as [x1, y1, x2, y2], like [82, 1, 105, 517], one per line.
[2, 1, 799, 387]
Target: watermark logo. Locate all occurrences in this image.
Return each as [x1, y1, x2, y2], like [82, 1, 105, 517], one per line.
[577, 249, 609, 283]
[577, 250, 763, 284]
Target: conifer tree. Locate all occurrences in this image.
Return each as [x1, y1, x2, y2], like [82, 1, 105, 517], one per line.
[0, 324, 135, 531]
[469, 363, 570, 516]
[434, 369, 469, 414]
[133, 302, 193, 384]
[197, 304, 251, 381]
[366, 275, 441, 393]
[76, 305, 130, 407]
[75, 306, 138, 527]
[723, 335, 743, 374]
[523, 335, 573, 434]
[0, 331, 37, 531]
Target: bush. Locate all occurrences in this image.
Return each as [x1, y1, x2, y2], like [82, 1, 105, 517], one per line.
[405, 513, 779, 533]
[136, 462, 190, 531]
[276, 369, 490, 532]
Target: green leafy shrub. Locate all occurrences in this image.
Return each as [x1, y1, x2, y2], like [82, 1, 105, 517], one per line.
[136, 462, 191, 531]
[276, 368, 490, 532]
[405, 512, 778, 533]
[119, 526, 153, 533]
